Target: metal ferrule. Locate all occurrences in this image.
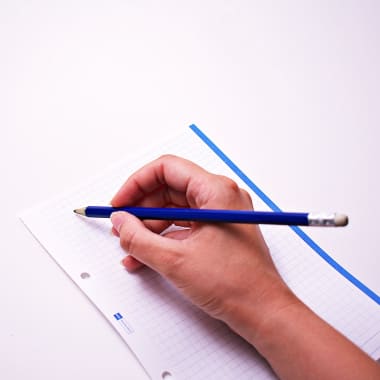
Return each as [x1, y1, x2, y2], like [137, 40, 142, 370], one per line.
[307, 213, 336, 226]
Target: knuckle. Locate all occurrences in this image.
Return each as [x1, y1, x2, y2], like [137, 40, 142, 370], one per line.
[213, 176, 255, 209]
[217, 175, 239, 192]
[157, 153, 177, 163]
[240, 188, 254, 207]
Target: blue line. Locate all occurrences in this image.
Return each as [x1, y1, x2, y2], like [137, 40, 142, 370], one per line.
[189, 124, 380, 305]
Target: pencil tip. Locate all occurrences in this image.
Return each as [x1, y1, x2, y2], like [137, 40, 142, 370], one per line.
[73, 207, 86, 216]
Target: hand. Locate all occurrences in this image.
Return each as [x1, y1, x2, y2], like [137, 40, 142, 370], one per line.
[110, 155, 380, 380]
[110, 155, 293, 342]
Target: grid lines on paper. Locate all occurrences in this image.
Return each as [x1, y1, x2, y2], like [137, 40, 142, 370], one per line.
[21, 128, 380, 380]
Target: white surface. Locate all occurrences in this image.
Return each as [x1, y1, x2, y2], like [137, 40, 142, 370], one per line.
[20, 129, 380, 379]
[1, 1, 379, 379]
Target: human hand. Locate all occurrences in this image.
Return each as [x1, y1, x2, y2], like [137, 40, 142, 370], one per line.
[111, 155, 380, 380]
[110, 155, 295, 343]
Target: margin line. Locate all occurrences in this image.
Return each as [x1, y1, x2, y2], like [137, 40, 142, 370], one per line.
[189, 124, 380, 305]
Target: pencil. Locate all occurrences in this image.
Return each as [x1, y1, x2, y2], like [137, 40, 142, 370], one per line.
[73, 206, 348, 227]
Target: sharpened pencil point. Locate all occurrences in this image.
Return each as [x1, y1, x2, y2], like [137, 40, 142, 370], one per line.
[73, 207, 86, 216]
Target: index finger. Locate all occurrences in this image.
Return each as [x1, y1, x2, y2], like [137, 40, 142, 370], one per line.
[111, 155, 213, 208]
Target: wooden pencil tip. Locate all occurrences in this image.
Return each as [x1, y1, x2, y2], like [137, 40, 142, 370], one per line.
[73, 207, 86, 216]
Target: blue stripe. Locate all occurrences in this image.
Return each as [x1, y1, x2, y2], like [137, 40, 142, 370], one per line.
[189, 124, 380, 305]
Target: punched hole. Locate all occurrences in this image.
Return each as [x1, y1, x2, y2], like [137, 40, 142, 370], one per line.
[161, 371, 172, 379]
[80, 272, 91, 279]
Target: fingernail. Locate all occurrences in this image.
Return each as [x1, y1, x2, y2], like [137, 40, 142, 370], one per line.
[111, 226, 119, 237]
[120, 258, 127, 267]
[111, 212, 127, 233]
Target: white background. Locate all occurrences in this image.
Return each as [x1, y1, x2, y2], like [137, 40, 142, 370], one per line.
[1, 1, 379, 379]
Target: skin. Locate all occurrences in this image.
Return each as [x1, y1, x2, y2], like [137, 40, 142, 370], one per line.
[110, 155, 380, 380]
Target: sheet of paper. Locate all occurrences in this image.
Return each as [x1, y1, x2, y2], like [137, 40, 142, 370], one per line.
[20, 127, 380, 379]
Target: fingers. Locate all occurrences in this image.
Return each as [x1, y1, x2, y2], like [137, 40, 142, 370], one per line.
[122, 184, 191, 234]
[111, 211, 183, 275]
[203, 175, 254, 210]
[119, 226, 192, 272]
[121, 255, 144, 272]
[111, 155, 214, 209]
[111, 154, 254, 238]
[112, 154, 254, 211]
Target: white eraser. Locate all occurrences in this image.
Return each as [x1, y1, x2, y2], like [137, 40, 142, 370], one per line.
[334, 213, 349, 227]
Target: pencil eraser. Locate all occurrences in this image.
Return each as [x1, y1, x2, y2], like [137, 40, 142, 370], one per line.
[334, 213, 349, 227]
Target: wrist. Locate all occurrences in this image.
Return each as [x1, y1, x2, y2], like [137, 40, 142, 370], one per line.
[239, 287, 380, 380]
[251, 287, 305, 353]
[222, 274, 302, 349]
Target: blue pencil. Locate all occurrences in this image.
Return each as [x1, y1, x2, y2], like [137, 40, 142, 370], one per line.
[73, 206, 348, 227]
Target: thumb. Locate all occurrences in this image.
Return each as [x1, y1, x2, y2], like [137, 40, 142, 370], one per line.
[111, 212, 180, 273]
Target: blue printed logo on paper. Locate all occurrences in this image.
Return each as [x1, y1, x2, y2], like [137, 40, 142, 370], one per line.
[113, 312, 134, 334]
